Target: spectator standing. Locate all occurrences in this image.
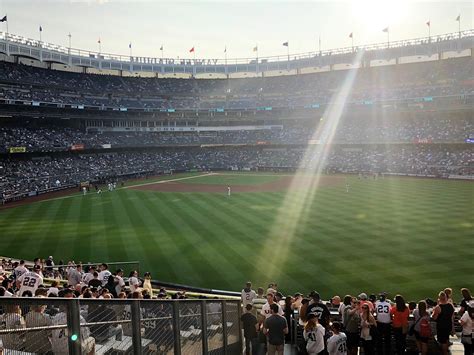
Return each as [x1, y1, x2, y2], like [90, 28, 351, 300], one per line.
[303, 313, 325, 355]
[242, 281, 257, 309]
[261, 292, 283, 319]
[17, 265, 43, 296]
[412, 300, 431, 355]
[128, 270, 141, 293]
[98, 263, 111, 286]
[252, 287, 266, 317]
[459, 288, 473, 316]
[306, 291, 330, 328]
[375, 292, 392, 355]
[343, 297, 361, 355]
[264, 303, 288, 355]
[68, 264, 83, 287]
[432, 291, 455, 355]
[360, 302, 376, 355]
[390, 294, 409, 355]
[327, 321, 347, 355]
[114, 269, 125, 295]
[241, 304, 258, 355]
[88, 271, 102, 288]
[459, 301, 473, 355]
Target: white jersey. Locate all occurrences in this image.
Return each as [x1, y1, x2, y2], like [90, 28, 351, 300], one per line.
[17, 272, 43, 295]
[303, 324, 325, 355]
[128, 276, 141, 292]
[115, 275, 125, 295]
[260, 302, 283, 318]
[13, 265, 28, 279]
[98, 270, 112, 286]
[375, 300, 392, 323]
[327, 332, 348, 355]
[241, 289, 257, 307]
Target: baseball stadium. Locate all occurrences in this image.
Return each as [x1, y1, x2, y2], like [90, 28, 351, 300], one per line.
[0, 1, 473, 354]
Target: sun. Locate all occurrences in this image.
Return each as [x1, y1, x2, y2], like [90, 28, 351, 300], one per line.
[350, 0, 411, 32]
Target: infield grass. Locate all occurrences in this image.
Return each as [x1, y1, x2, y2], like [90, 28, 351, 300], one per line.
[0, 173, 472, 301]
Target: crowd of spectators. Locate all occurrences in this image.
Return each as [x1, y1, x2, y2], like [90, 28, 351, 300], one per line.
[0, 115, 471, 153]
[241, 283, 472, 355]
[0, 257, 185, 353]
[0, 56, 472, 110]
[1, 258, 472, 355]
[1, 145, 472, 200]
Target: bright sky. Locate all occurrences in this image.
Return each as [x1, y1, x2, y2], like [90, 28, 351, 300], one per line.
[0, 0, 472, 59]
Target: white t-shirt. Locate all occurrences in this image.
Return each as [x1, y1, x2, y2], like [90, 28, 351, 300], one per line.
[17, 272, 43, 295]
[260, 302, 283, 318]
[98, 270, 112, 286]
[241, 289, 257, 307]
[115, 276, 125, 295]
[375, 300, 391, 323]
[82, 272, 95, 284]
[327, 332, 348, 355]
[460, 311, 472, 336]
[303, 324, 325, 354]
[128, 276, 141, 292]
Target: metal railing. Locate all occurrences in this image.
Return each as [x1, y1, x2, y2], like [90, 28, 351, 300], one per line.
[0, 297, 242, 354]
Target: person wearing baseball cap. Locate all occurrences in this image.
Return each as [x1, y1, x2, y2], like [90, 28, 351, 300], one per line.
[305, 291, 330, 328]
[303, 313, 325, 354]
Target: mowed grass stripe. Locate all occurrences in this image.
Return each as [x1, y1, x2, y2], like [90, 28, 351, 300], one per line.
[39, 197, 75, 258]
[194, 192, 310, 291]
[157, 192, 242, 289]
[142, 192, 208, 286]
[178, 193, 264, 285]
[127, 191, 180, 281]
[5, 202, 50, 254]
[114, 190, 167, 273]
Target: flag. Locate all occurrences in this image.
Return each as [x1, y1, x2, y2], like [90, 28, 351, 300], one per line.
[129, 42, 132, 49]
[456, 15, 460, 22]
[189, 46, 195, 53]
[224, 46, 227, 53]
[282, 41, 288, 47]
[426, 20, 430, 27]
[382, 27, 389, 33]
[0, 15, 6, 22]
[349, 32, 353, 38]
[39, 25, 42, 32]
[97, 38, 101, 44]
[160, 45, 163, 51]
[253, 46, 258, 52]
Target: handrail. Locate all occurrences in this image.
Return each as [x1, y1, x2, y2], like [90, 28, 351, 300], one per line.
[1, 29, 472, 66]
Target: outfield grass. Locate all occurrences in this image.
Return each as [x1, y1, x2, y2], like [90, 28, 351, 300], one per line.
[0, 173, 472, 301]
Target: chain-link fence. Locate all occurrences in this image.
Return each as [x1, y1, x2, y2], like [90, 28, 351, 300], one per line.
[0, 297, 242, 354]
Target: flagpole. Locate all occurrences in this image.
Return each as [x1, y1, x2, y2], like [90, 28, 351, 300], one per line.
[387, 30, 390, 48]
[68, 33, 71, 54]
[39, 27, 42, 43]
[351, 36, 354, 52]
[5, 15, 8, 35]
[161, 45, 164, 62]
[458, 16, 461, 38]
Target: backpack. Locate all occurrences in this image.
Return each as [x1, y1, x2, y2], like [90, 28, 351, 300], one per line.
[419, 318, 431, 338]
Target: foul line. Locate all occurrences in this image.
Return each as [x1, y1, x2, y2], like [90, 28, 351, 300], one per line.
[2, 173, 217, 208]
[123, 173, 217, 189]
